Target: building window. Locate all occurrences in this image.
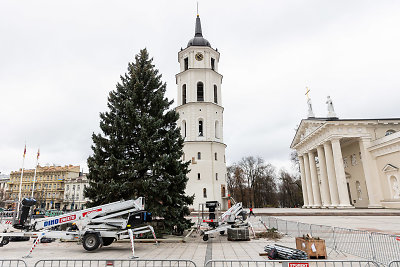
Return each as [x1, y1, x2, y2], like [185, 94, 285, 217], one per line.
[216, 173, 218, 181]
[211, 58, 215, 70]
[182, 84, 187, 104]
[215, 121, 219, 138]
[215, 152, 217, 161]
[221, 185, 226, 197]
[214, 85, 218, 104]
[183, 120, 187, 137]
[386, 129, 396, 136]
[198, 120, 204, 136]
[184, 57, 188, 70]
[197, 152, 201, 160]
[203, 188, 207, 198]
[197, 82, 204, 101]
[198, 173, 201, 180]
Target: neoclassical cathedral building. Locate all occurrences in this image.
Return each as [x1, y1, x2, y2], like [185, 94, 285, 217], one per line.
[176, 15, 228, 210]
[291, 99, 400, 209]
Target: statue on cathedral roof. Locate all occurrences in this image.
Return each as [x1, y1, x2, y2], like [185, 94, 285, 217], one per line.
[326, 96, 337, 118]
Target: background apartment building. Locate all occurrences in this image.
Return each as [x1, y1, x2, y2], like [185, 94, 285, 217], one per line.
[6, 165, 80, 210]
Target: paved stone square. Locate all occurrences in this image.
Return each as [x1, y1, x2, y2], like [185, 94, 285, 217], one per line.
[1, 231, 359, 267]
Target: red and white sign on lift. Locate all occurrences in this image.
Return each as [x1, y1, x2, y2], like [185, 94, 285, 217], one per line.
[289, 263, 309, 267]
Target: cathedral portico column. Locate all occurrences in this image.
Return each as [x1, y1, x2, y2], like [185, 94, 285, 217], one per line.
[323, 142, 339, 207]
[316, 145, 332, 207]
[298, 155, 310, 208]
[308, 151, 322, 207]
[359, 138, 383, 208]
[303, 153, 314, 207]
[331, 138, 353, 208]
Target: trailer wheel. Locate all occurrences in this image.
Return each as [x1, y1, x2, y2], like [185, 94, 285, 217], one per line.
[203, 234, 209, 241]
[219, 231, 225, 235]
[102, 237, 114, 246]
[83, 233, 101, 251]
[1, 237, 9, 246]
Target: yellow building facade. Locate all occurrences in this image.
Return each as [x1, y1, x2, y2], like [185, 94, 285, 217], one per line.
[6, 165, 80, 210]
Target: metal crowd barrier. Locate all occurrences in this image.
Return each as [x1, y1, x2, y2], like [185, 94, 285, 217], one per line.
[263, 216, 400, 266]
[204, 260, 379, 267]
[34, 259, 197, 267]
[0, 260, 27, 267]
[389, 261, 400, 267]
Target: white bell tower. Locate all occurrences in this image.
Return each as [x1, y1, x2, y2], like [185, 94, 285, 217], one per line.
[176, 15, 228, 210]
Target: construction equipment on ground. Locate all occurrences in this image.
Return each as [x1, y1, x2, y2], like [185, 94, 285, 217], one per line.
[197, 197, 248, 241]
[0, 197, 157, 256]
[265, 244, 308, 260]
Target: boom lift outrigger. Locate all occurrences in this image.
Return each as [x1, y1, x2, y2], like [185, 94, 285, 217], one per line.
[198, 197, 248, 241]
[0, 197, 157, 256]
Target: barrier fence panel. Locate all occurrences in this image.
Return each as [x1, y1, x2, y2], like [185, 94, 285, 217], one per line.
[332, 227, 373, 261]
[389, 261, 400, 267]
[309, 224, 334, 248]
[34, 259, 197, 267]
[0, 260, 27, 267]
[260, 216, 400, 266]
[286, 220, 299, 237]
[371, 232, 400, 265]
[204, 259, 379, 267]
[297, 222, 311, 237]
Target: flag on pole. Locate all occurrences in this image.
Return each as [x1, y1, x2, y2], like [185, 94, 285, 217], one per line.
[23, 145, 26, 158]
[37, 149, 40, 159]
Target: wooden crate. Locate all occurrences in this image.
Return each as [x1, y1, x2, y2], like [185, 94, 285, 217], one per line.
[295, 237, 327, 259]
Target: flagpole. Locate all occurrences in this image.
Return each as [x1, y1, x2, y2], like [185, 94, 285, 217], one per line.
[17, 145, 27, 214]
[31, 149, 40, 199]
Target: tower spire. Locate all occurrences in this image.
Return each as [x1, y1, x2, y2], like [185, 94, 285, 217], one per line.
[195, 14, 203, 37]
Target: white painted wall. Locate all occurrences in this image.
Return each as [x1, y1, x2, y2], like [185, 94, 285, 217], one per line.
[176, 46, 228, 210]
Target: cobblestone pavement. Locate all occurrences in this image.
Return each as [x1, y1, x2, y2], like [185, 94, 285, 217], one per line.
[1, 231, 360, 267]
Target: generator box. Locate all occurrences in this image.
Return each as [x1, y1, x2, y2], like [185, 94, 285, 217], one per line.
[227, 227, 250, 241]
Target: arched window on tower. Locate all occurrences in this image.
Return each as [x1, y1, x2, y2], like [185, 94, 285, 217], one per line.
[182, 120, 187, 138]
[199, 119, 204, 136]
[214, 152, 217, 161]
[215, 121, 219, 139]
[197, 82, 204, 101]
[182, 84, 187, 104]
[197, 152, 201, 160]
[214, 85, 218, 104]
[203, 188, 207, 198]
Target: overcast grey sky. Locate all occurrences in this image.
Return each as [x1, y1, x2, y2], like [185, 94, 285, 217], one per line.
[1, 0, 400, 175]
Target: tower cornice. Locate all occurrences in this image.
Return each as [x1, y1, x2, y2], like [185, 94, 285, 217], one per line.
[175, 101, 225, 111]
[178, 46, 220, 61]
[175, 68, 223, 83]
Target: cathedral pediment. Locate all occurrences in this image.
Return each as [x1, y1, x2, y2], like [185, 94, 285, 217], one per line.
[291, 119, 326, 148]
[383, 164, 399, 173]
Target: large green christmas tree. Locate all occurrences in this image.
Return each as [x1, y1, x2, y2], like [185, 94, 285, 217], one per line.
[85, 49, 193, 232]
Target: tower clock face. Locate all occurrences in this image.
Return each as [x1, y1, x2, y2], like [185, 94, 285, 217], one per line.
[195, 52, 204, 61]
